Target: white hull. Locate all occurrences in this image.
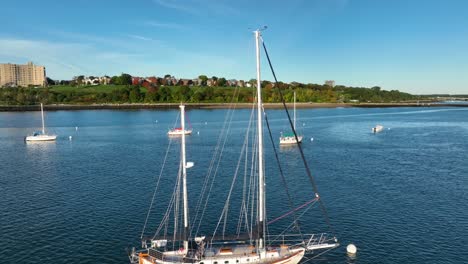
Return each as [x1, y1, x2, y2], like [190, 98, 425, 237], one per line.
[279, 135, 303, 145]
[168, 129, 192, 136]
[372, 125, 384, 133]
[25, 135, 57, 141]
[137, 247, 305, 264]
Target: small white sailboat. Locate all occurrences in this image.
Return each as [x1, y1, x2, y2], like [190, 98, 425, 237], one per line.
[280, 92, 303, 145]
[168, 128, 193, 136]
[131, 29, 338, 264]
[168, 106, 193, 136]
[25, 103, 57, 141]
[372, 125, 384, 133]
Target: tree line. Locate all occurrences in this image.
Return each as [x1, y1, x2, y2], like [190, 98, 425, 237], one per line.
[0, 82, 419, 105]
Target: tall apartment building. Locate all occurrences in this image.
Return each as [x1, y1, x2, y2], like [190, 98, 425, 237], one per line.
[0, 62, 46, 87]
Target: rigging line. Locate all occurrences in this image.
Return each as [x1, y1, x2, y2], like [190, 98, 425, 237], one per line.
[153, 159, 182, 239]
[267, 197, 318, 225]
[300, 246, 337, 264]
[267, 202, 316, 245]
[263, 109, 303, 235]
[261, 38, 336, 236]
[189, 112, 226, 232]
[154, 171, 178, 238]
[237, 103, 256, 236]
[250, 132, 258, 242]
[154, 186, 176, 238]
[173, 161, 183, 243]
[184, 110, 193, 129]
[195, 86, 242, 237]
[141, 135, 175, 239]
[214, 123, 250, 238]
[225, 102, 254, 237]
[190, 88, 239, 233]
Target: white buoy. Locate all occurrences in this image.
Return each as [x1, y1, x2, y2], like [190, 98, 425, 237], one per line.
[310, 137, 314, 142]
[75, 126, 78, 131]
[346, 244, 357, 255]
[197, 131, 200, 135]
[69, 136, 73, 140]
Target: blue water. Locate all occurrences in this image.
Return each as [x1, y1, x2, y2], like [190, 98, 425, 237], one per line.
[1, 107, 467, 263]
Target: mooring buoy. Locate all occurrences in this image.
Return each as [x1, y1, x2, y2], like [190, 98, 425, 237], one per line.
[347, 244, 357, 255]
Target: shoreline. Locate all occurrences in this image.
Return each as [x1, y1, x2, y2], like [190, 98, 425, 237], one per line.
[0, 102, 466, 111]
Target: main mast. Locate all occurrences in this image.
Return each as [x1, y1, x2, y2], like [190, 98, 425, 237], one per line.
[41, 103, 45, 134]
[255, 30, 265, 251]
[180, 104, 189, 252]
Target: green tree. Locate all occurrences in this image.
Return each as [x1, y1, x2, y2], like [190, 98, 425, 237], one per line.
[205, 86, 214, 101]
[129, 86, 142, 103]
[158, 86, 171, 102]
[191, 89, 205, 102]
[46, 77, 55, 86]
[110, 76, 119, 84]
[217, 77, 227, 87]
[119, 73, 132, 85]
[198, 75, 208, 86]
[145, 87, 159, 102]
[16, 93, 26, 105]
[76, 75, 85, 85]
[172, 86, 191, 102]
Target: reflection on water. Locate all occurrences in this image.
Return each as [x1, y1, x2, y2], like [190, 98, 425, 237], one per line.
[278, 144, 301, 153]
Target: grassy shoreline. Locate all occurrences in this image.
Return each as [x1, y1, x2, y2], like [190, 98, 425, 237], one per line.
[0, 102, 466, 112]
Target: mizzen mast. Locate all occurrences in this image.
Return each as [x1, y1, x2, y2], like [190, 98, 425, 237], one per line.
[180, 104, 189, 252]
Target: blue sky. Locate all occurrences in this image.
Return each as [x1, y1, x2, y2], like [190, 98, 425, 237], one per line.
[1, 0, 467, 94]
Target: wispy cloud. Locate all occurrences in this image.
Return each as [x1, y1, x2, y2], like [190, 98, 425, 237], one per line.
[152, 0, 197, 13]
[145, 21, 186, 30]
[127, 34, 159, 42]
[47, 30, 115, 45]
[152, 0, 239, 16]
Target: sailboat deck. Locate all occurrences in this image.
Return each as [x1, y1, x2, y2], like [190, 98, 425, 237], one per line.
[141, 244, 306, 264]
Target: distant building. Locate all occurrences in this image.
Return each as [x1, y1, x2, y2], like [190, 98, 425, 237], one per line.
[228, 79, 238, 87]
[0, 62, 46, 87]
[83, 76, 111, 85]
[207, 79, 215, 87]
[179, 79, 193, 86]
[99, 76, 111, 84]
[132, 77, 142, 86]
[325, 80, 335, 87]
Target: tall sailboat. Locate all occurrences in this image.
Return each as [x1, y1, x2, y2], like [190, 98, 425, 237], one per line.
[25, 103, 57, 141]
[279, 92, 303, 145]
[131, 30, 338, 264]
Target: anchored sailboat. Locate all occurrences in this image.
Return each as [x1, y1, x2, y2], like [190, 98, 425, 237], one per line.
[131, 29, 338, 264]
[168, 107, 193, 136]
[280, 92, 303, 145]
[25, 103, 57, 141]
